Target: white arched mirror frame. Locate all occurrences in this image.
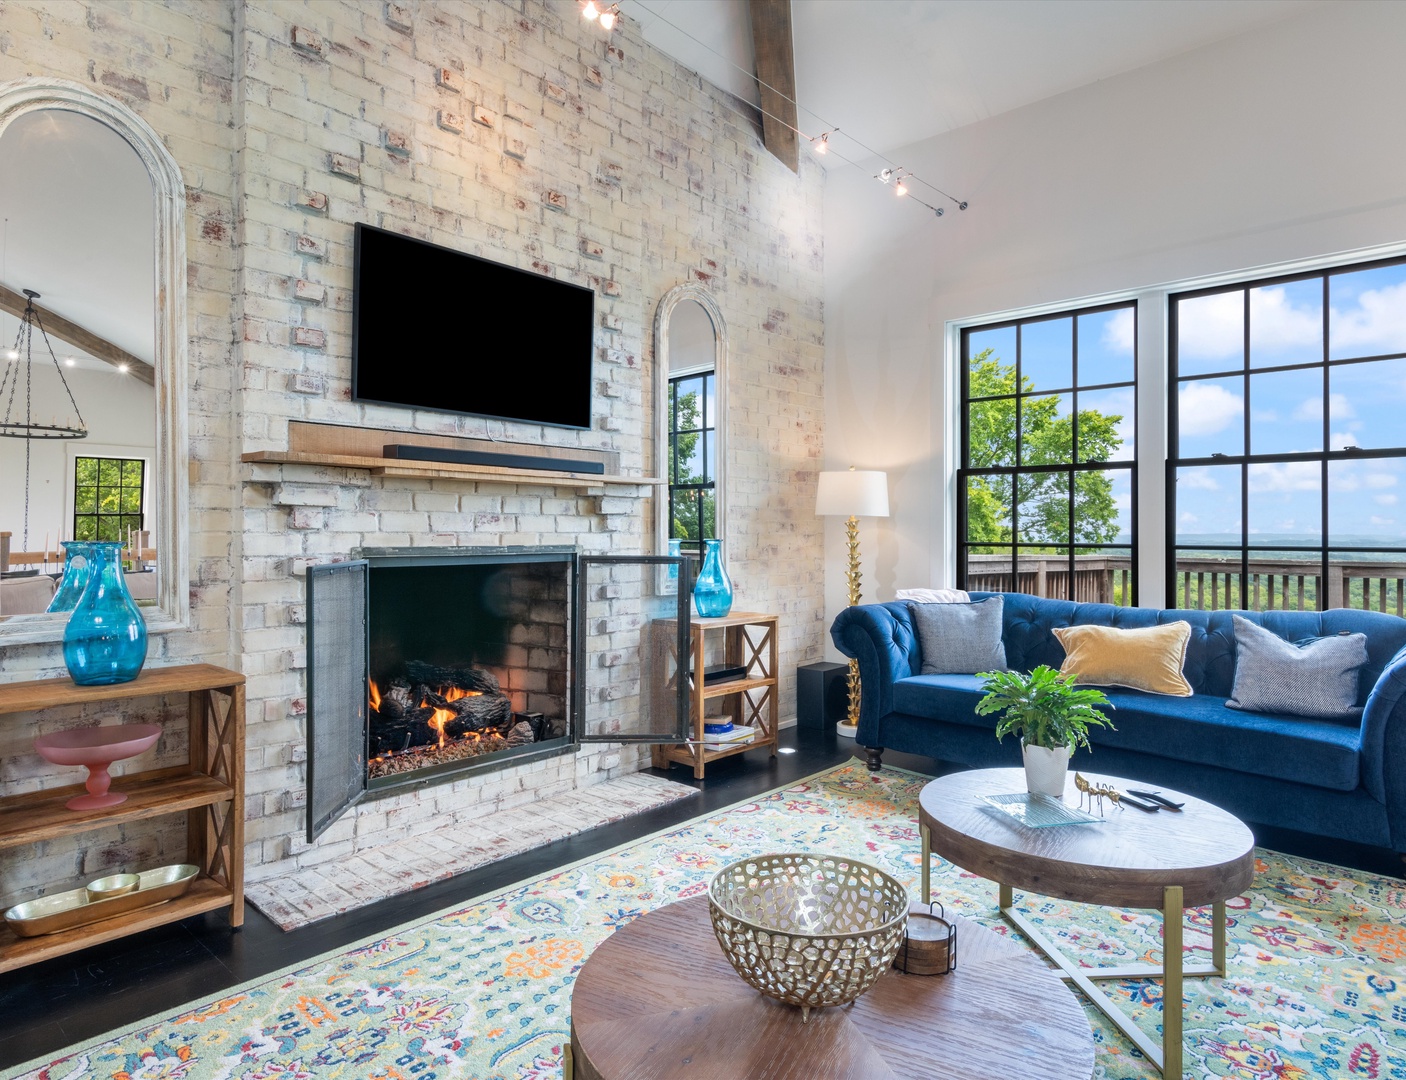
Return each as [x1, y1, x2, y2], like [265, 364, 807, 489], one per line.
[653, 283, 728, 562]
[0, 77, 188, 646]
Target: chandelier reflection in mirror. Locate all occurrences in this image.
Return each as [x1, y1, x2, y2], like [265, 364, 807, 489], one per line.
[0, 288, 88, 549]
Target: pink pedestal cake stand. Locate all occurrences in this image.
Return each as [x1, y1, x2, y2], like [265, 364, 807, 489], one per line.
[33, 724, 162, 810]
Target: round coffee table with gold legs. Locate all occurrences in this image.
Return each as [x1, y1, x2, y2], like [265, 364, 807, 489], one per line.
[919, 768, 1256, 1078]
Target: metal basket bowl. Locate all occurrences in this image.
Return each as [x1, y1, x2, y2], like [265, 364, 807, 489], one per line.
[708, 853, 909, 1020]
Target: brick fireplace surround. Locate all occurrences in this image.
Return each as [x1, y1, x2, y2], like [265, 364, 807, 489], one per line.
[0, 0, 826, 909]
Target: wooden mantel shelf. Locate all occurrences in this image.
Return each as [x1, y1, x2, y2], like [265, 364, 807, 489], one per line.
[242, 421, 662, 489]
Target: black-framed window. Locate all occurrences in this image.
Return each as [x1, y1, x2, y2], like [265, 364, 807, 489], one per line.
[73, 456, 145, 542]
[668, 371, 715, 555]
[958, 303, 1137, 605]
[1169, 256, 1406, 613]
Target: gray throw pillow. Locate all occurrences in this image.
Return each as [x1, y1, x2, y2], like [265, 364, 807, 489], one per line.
[910, 596, 1007, 675]
[1226, 614, 1368, 719]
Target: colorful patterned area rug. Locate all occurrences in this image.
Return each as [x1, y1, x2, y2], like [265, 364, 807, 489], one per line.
[7, 763, 1406, 1080]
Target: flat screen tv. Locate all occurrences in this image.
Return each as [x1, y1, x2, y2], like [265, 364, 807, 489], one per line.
[352, 223, 595, 429]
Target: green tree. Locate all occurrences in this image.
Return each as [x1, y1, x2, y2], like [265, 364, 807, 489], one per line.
[669, 385, 715, 543]
[966, 350, 1124, 548]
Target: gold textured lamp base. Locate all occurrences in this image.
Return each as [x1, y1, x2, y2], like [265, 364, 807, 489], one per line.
[842, 517, 863, 736]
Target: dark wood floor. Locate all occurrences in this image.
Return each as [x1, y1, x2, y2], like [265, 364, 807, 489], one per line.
[2, 727, 1400, 1070]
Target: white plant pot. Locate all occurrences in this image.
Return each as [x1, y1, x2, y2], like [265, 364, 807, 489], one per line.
[1022, 742, 1072, 798]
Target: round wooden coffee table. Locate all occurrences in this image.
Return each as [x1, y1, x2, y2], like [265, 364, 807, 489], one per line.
[568, 892, 1093, 1080]
[919, 768, 1256, 1078]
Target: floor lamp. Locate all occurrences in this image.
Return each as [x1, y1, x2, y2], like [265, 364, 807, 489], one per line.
[816, 468, 889, 738]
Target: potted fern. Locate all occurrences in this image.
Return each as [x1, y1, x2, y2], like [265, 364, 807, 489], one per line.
[975, 666, 1115, 797]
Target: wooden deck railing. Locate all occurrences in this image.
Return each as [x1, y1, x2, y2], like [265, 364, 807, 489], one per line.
[966, 553, 1406, 614]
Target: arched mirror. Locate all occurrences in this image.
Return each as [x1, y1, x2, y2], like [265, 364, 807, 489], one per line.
[654, 284, 728, 571]
[0, 78, 188, 643]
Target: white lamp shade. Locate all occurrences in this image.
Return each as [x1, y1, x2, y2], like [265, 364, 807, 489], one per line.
[815, 470, 889, 518]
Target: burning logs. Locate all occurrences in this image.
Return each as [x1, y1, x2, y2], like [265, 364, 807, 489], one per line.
[367, 663, 545, 776]
[421, 688, 512, 732]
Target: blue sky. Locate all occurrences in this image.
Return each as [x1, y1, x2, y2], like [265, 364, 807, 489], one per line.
[1175, 263, 1406, 546]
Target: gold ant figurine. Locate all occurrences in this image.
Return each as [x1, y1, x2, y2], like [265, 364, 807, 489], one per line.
[1074, 772, 1122, 816]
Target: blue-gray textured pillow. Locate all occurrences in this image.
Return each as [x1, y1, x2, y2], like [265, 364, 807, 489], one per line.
[1226, 614, 1368, 719]
[910, 596, 1007, 676]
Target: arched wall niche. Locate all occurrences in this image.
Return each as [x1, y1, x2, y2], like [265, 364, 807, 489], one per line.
[0, 77, 189, 645]
[653, 283, 729, 562]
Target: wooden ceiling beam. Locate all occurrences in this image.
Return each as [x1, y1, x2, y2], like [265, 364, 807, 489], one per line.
[0, 283, 154, 387]
[749, 0, 800, 173]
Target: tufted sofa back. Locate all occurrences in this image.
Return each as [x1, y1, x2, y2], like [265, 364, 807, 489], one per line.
[971, 592, 1406, 703]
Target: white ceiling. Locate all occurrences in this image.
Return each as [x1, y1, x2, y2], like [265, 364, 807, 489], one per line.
[623, 0, 1327, 159]
[0, 109, 154, 369]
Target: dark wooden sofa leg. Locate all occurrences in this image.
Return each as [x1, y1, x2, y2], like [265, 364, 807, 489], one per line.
[864, 747, 884, 772]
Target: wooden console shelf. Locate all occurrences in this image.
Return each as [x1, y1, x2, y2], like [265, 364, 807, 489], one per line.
[0, 663, 245, 973]
[242, 421, 661, 489]
[651, 612, 779, 779]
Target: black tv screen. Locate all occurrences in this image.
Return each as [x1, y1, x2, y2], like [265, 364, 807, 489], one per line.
[352, 224, 595, 429]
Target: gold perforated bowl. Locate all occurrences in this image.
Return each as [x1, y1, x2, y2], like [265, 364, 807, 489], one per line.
[708, 853, 909, 1021]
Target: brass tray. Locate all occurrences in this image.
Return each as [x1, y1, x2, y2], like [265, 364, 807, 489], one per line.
[3, 864, 199, 938]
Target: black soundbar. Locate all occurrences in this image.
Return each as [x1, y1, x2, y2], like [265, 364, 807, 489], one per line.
[383, 444, 606, 474]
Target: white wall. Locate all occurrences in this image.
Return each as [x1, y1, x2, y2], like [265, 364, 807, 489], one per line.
[0, 364, 155, 556]
[822, 0, 1406, 653]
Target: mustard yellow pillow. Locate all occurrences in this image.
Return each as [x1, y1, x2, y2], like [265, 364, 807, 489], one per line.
[1051, 622, 1193, 697]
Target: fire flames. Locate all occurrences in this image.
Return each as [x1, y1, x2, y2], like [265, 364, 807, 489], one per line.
[429, 685, 480, 748]
[368, 679, 484, 753]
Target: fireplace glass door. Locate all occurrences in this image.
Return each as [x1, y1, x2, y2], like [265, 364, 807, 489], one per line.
[577, 555, 691, 745]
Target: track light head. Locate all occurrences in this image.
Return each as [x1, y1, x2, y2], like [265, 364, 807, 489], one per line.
[599, 6, 618, 29]
[582, 0, 600, 19]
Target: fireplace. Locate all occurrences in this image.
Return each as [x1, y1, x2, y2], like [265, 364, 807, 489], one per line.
[365, 550, 572, 787]
[304, 548, 691, 841]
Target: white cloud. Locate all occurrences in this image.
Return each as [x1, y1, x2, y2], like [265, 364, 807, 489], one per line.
[1371, 515, 1396, 526]
[1177, 292, 1242, 361]
[1178, 382, 1242, 436]
[1292, 393, 1354, 423]
[1247, 461, 1320, 493]
[1375, 493, 1399, 506]
[1331, 430, 1361, 449]
[1366, 473, 1398, 489]
[1102, 308, 1135, 353]
[1179, 469, 1221, 490]
[1329, 393, 1356, 421]
[1331, 280, 1406, 354]
[1249, 286, 1322, 355]
[1179, 512, 1199, 526]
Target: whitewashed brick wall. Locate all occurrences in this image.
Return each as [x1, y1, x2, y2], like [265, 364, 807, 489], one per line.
[0, 0, 825, 894]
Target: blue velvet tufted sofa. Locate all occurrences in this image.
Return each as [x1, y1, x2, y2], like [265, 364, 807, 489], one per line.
[831, 592, 1406, 854]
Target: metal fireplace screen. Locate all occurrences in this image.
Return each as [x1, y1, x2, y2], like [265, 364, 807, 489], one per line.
[306, 560, 369, 841]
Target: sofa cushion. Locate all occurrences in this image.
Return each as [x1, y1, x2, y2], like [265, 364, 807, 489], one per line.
[910, 596, 1006, 675]
[972, 592, 1406, 702]
[891, 674, 1362, 792]
[1053, 622, 1193, 696]
[1227, 614, 1368, 719]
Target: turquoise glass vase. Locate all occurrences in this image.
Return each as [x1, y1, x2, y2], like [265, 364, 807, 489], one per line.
[62, 541, 148, 686]
[46, 541, 97, 613]
[693, 538, 734, 618]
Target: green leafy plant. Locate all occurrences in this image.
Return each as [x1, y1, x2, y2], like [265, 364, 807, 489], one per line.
[974, 665, 1115, 750]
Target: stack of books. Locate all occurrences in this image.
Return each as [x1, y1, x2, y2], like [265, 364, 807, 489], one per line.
[703, 724, 755, 750]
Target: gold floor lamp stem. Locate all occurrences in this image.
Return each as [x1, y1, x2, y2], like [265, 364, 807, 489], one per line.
[844, 515, 862, 729]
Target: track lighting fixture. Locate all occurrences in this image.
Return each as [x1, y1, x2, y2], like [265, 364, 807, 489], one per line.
[627, 0, 970, 222]
[582, 1, 619, 30]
